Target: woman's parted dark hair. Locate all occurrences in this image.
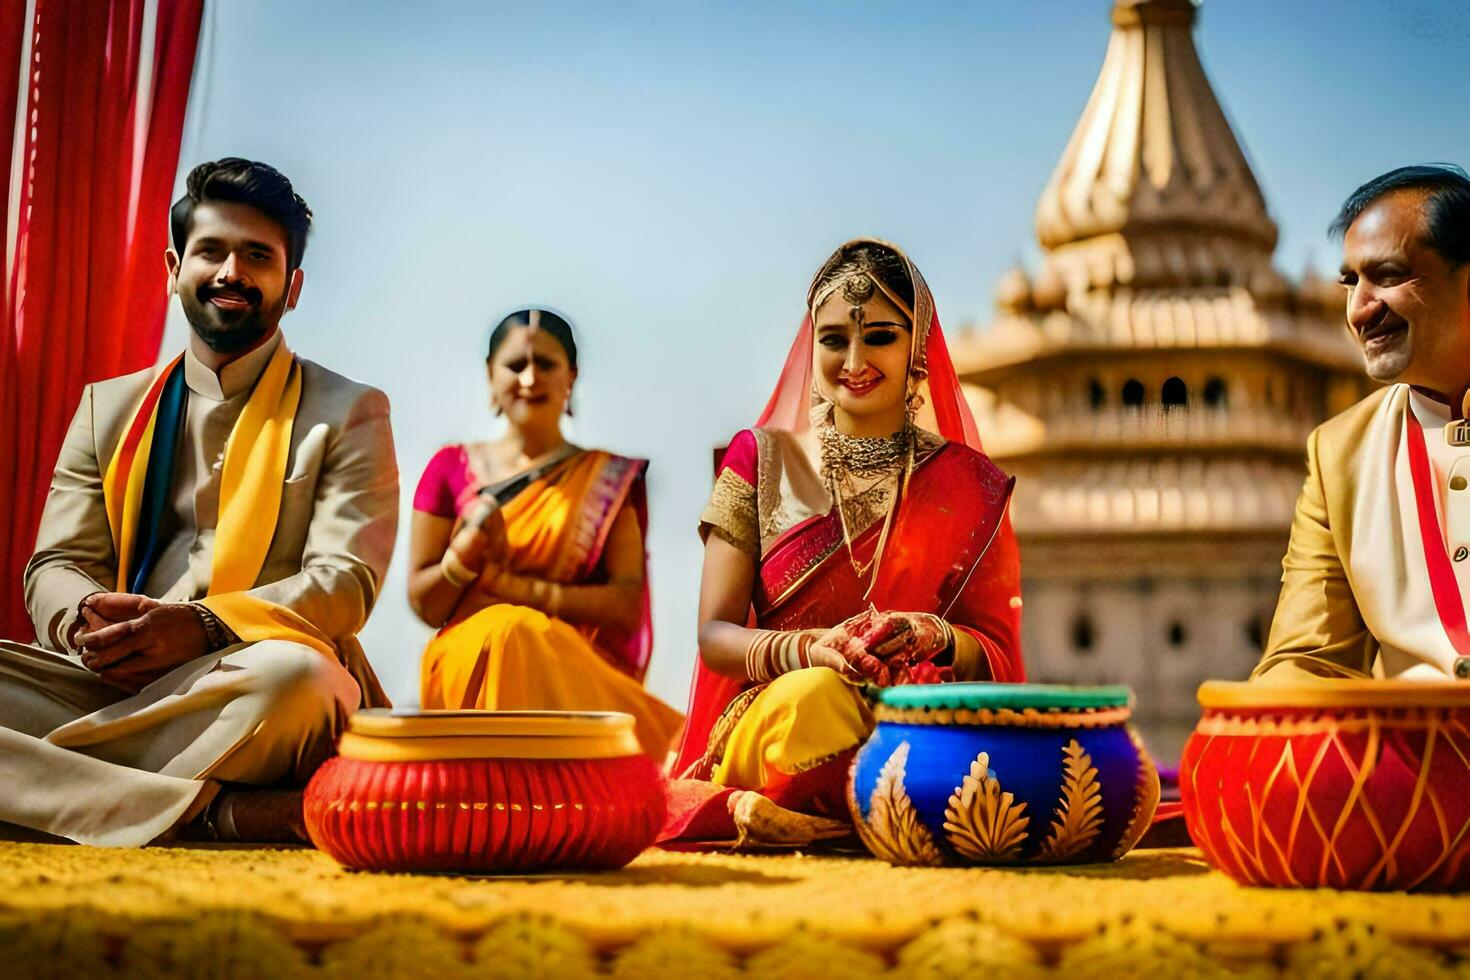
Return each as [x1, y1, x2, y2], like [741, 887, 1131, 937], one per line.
[487, 309, 578, 369]
[170, 158, 313, 271]
[1329, 163, 1470, 266]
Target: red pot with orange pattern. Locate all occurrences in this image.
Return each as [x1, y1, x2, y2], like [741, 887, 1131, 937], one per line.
[305, 709, 666, 873]
[1181, 680, 1470, 891]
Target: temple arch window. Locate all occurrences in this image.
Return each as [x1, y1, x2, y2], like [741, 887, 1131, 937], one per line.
[1088, 378, 1105, 411]
[1121, 379, 1145, 408]
[1203, 377, 1227, 408]
[1071, 614, 1096, 655]
[1161, 377, 1188, 408]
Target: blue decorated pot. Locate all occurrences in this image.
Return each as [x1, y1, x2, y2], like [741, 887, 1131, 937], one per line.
[848, 683, 1159, 866]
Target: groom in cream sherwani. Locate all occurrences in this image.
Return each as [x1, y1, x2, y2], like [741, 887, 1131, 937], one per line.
[1258, 164, 1470, 682]
[0, 158, 398, 844]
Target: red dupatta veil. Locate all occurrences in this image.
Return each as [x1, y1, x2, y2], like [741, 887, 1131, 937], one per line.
[673, 238, 999, 774]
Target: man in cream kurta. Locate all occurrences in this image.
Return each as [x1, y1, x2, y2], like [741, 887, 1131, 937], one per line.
[0, 159, 398, 845]
[1257, 164, 1470, 682]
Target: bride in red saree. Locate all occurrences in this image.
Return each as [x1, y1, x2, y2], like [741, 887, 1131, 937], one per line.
[663, 239, 1025, 846]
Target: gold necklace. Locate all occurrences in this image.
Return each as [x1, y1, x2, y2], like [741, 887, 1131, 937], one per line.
[818, 425, 908, 476]
[818, 423, 914, 583]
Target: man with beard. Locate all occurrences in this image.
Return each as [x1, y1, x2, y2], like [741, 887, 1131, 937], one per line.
[0, 158, 399, 844]
[1256, 164, 1470, 681]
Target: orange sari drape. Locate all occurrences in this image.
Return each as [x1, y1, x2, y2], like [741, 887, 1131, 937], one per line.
[420, 450, 683, 759]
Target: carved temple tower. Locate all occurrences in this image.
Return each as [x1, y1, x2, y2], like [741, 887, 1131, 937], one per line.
[951, 0, 1374, 758]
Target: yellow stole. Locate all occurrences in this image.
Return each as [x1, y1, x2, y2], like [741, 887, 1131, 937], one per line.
[101, 340, 336, 657]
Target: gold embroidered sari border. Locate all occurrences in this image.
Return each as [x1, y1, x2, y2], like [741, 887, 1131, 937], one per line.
[681, 684, 768, 780]
[700, 469, 759, 557]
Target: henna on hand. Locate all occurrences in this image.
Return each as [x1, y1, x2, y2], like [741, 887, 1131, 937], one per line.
[815, 609, 955, 686]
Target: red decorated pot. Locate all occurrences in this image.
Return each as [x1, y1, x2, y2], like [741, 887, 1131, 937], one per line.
[1181, 680, 1470, 891]
[305, 709, 666, 873]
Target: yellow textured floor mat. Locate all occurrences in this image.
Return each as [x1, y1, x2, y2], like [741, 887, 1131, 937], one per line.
[3, 843, 1470, 977]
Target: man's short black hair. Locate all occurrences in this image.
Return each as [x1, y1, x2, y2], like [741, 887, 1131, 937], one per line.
[170, 158, 313, 271]
[1329, 163, 1470, 266]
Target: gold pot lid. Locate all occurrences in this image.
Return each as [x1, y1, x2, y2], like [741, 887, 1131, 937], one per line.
[1199, 679, 1470, 711]
[338, 709, 644, 762]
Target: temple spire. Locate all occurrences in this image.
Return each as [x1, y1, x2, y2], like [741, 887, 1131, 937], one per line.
[1034, 0, 1275, 291]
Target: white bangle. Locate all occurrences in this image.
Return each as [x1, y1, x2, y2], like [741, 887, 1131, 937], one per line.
[441, 552, 476, 589]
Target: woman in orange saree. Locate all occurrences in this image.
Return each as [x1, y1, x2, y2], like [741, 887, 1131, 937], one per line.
[663, 240, 1024, 846]
[410, 309, 683, 759]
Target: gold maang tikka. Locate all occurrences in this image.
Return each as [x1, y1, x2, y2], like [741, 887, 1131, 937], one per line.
[842, 272, 875, 325]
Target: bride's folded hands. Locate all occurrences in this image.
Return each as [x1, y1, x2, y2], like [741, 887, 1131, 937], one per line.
[814, 608, 976, 686]
[807, 622, 886, 683]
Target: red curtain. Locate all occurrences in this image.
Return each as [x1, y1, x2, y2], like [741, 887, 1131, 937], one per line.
[0, 0, 206, 641]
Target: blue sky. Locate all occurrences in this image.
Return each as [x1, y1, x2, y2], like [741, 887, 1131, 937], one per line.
[164, 0, 1470, 706]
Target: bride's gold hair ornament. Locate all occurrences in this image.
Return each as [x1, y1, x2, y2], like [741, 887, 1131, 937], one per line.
[810, 253, 915, 327]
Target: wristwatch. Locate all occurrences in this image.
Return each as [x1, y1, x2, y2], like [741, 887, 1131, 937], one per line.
[189, 602, 234, 652]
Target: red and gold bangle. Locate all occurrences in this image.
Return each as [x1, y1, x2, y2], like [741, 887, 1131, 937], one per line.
[743, 630, 812, 682]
